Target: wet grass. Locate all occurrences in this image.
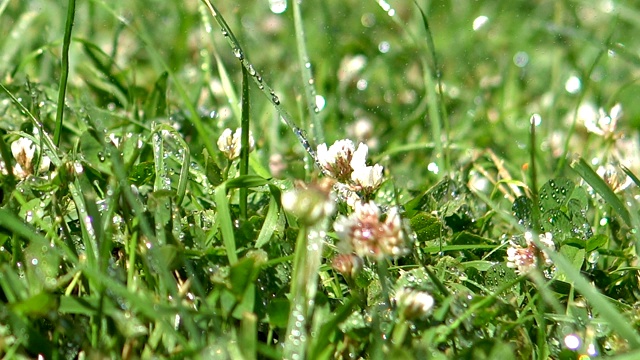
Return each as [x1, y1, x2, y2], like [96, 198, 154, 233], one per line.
[0, 0, 640, 358]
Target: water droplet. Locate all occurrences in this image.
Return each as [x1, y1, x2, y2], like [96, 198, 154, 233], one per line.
[247, 64, 256, 76]
[314, 95, 325, 111]
[233, 48, 244, 60]
[564, 334, 581, 350]
[473, 15, 489, 31]
[269, 0, 287, 13]
[73, 161, 84, 174]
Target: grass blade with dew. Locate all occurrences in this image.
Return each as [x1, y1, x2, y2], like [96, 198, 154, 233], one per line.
[292, 0, 323, 144]
[254, 185, 281, 249]
[54, 0, 76, 146]
[570, 155, 631, 226]
[414, 1, 450, 174]
[215, 175, 270, 264]
[150, 124, 191, 207]
[240, 66, 250, 220]
[200, 0, 329, 177]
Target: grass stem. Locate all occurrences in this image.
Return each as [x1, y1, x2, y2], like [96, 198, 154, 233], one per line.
[54, 0, 76, 146]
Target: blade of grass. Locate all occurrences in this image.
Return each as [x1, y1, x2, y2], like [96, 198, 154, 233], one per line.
[570, 155, 631, 226]
[255, 185, 281, 249]
[215, 175, 269, 264]
[239, 66, 250, 220]
[292, 0, 323, 144]
[414, 1, 450, 174]
[240, 312, 258, 360]
[54, 0, 76, 146]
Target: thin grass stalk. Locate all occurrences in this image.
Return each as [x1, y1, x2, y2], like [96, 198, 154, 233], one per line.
[414, 2, 450, 174]
[54, 0, 76, 146]
[529, 117, 540, 229]
[239, 66, 250, 220]
[284, 225, 309, 359]
[292, 0, 323, 145]
[284, 221, 327, 359]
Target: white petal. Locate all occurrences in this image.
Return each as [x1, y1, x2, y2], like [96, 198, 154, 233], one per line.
[350, 142, 369, 170]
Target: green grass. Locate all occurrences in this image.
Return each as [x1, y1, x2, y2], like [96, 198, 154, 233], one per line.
[0, 0, 640, 358]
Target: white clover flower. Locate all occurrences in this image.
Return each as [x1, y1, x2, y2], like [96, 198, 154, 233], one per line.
[317, 139, 357, 181]
[350, 163, 384, 194]
[217, 128, 255, 160]
[7, 137, 50, 179]
[584, 103, 622, 138]
[349, 142, 369, 170]
[317, 139, 385, 206]
[334, 201, 407, 261]
[506, 232, 555, 275]
[394, 288, 434, 320]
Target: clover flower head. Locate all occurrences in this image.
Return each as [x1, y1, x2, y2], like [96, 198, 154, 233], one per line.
[584, 103, 622, 138]
[217, 128, 255, 160]
[350, 163, 384, 194]
[334, 201, 407, 261]
[317, 139, 357, 181]
[5, 137, 51, 179]
[506, 231, 555, 275]
[394, 288, 434, 320]
[331, 253, 363, 279]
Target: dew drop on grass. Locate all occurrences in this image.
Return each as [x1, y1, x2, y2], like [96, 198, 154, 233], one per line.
[232, 48, 244, 60]
[314, 96, 325, 113]
[73, 161, 84, 174]
[269, 0, 287, 13]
